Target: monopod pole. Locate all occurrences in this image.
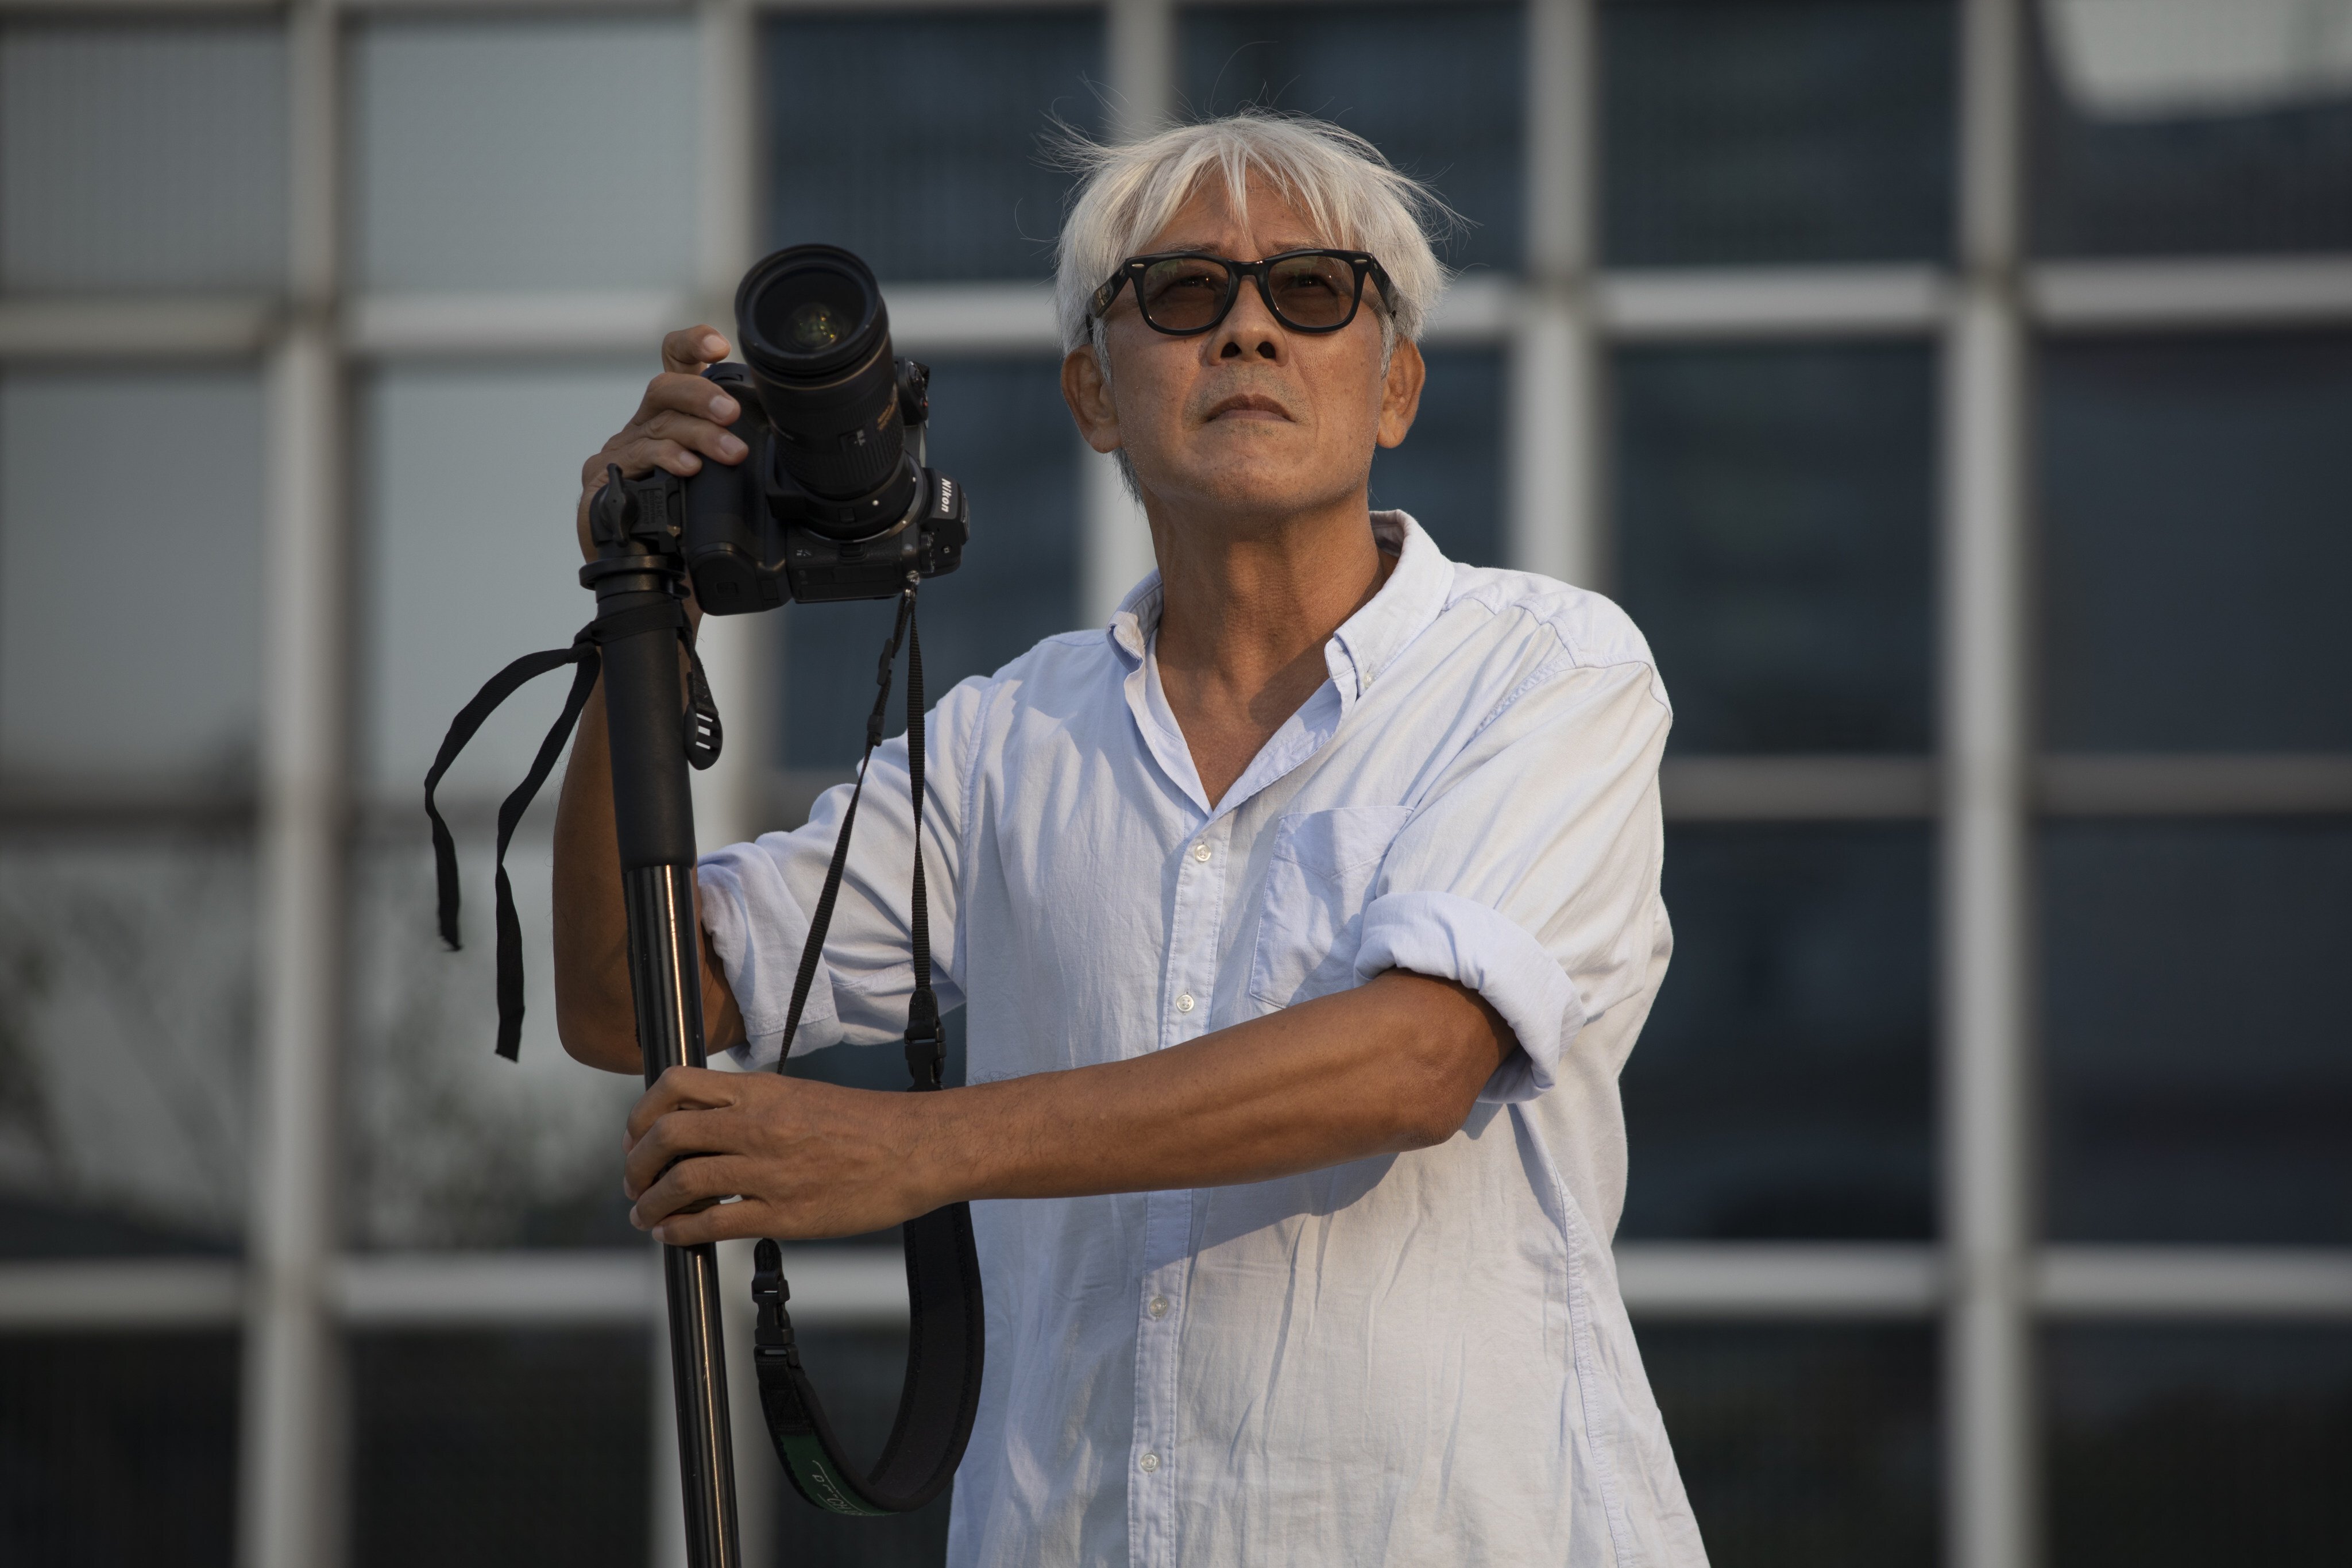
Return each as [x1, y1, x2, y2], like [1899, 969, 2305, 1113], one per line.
[596, 562, 743, 1568]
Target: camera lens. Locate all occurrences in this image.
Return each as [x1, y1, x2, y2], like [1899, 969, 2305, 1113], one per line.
[735, 245, 914, 526]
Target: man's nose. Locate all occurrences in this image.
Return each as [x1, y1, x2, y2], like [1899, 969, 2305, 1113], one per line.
[1214, 279, 1283, 362]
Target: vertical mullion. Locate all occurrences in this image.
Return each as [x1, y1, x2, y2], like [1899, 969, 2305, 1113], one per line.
[1512, 0, 1600, 588]
[1942, 3, 2035, 1568]
[240, 4, 350, 1568]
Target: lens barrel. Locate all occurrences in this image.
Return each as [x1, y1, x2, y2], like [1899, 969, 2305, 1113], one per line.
[736, 245, 913, 525]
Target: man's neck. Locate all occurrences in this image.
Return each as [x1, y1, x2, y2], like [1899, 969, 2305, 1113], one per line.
[1145, 492, 1395, 808]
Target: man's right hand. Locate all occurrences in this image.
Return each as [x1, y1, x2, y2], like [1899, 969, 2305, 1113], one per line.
[574, 326, 750, 562]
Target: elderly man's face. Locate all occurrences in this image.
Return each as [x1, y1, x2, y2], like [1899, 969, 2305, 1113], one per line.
[1062, 173, 1424, 531]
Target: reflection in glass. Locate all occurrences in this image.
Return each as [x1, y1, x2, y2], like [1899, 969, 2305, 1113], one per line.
[2029, 15, 2352, 257]
[1636, 1322, 1938, 1566]
[353, 18, 697, 291]
[2041, 818, 2352, 1246]
[784, 360, 1080, 771]
[346, 832, 641, 1250]
[1180, 4, 1524, 273]
[2046, 1324, 2352, 1567]
[352, 1330, 648, 1568]
[765, 13, 1102, 282]
[1, 370, 265, 789]
[0, 837, 252, 1257]
[0, 1331, 239, 1567]
[1601, 0, 1955, 267]
[1620, 825, 1935, 1241]
[2039, 331, 2352, 752]
[359, 361, 654, 800]
[1613, 341, 1937, 755]
[1370, 347, 1505, 567]
[0, 22, 287, 292]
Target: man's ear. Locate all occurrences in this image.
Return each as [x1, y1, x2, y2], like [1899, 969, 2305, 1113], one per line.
[1062, 345, 1122, 456]
[1375, 335, 1426, 451]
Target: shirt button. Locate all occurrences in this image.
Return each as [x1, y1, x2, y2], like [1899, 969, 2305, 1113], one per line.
[1147, 1295, 1169, 1319]
[1191, 842, 1211, 863]
[1138, 1452, 1161, 1473]
[1175, 992, 1195, 1014]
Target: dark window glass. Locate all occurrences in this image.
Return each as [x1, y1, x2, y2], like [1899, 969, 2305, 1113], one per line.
[1179, 4, 1525, 273]
[2028, 19, 2352, 257]
[1601, 0, 1955, 267]
[2046, 1324, 2352, 1568]
[0, 835, 253, 1258]
[764, 11, 1103, 281]
[1620, 825, 1935, 1241]
[0, 1331, 238, 1566]
[352, 1330, 649, 1568]
[1636, 1323, 1938, 1566]
[1369, 346, 1505, 566]
[758, 1325, 955, 1566]
[2038, 331, 2352, 753]
[2041, 818, 2352, 1246]
[784, 359, 1080, 770]
[1613, 341, 1937, 755]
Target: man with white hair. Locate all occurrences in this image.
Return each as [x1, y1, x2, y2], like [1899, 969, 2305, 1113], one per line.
[554, 113, 1705, 1566]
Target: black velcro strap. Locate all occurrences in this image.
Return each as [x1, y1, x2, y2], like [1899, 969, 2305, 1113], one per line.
[425, 597, 712, 1060]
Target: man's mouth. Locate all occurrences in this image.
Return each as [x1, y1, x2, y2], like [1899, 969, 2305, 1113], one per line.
[1204, 393, 1291, 422]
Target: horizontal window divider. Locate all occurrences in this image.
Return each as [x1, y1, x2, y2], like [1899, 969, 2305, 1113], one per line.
[2030, 255, 2352, 332]
[333, 1244, 906, 1328]
[0, 1256, 243, 1332]
[346, 289, 701, 358]
[2036, 754, 2352, 816]
[1660, 755, 1937, 821]
[882, 281, 1058, 354]
[1597, 266, 1951, 340]
[0, 296, 275, 360]
[2036, 1248, 2352, 1319]
[1420, 273, 1516, 343]
[1617, 1243, 1943, 1318]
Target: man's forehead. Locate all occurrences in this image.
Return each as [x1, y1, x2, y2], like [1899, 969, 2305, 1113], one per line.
[1140, 177, 1336, 256]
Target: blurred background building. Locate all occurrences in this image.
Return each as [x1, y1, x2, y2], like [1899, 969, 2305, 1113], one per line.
[2, 0, 2349, 1564]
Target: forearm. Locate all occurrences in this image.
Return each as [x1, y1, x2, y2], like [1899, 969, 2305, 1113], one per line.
[919, 970, 1509, 1205]
[551, 682, 639, 1071]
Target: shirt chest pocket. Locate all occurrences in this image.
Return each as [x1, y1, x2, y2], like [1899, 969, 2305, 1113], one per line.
[1246, 805, 1415, 1011]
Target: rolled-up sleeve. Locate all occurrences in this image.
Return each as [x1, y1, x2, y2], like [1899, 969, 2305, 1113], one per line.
[697, 674, 987, 1069]
[1357, 655, 1670, 1102]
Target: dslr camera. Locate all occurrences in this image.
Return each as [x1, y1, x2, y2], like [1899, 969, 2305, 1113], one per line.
[591, 243, 969, 608]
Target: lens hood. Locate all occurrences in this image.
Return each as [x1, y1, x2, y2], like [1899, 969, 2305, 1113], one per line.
[736, 244, 889, 383]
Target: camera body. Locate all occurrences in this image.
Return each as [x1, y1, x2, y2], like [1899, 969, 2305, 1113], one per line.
[593, 244, 970, 612]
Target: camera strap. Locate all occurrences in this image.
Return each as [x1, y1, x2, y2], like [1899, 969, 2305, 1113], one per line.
[422, 595, 721, 1060]
[752, 581, 986, 1516]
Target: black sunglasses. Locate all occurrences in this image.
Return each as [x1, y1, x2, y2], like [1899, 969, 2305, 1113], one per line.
[1090, 249, 1393, 337]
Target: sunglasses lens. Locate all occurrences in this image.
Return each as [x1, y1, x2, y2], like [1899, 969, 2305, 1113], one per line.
[1139, 256, 1232, 331]
[1267, 254, 1358, 329]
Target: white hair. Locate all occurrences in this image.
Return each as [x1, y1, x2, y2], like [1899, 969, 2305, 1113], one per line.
[1052, 110, 1454, 360]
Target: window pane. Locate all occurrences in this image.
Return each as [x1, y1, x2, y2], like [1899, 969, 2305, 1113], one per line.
[1613, 341, 1937, 755]
[354, 19, 697, 292]
[1601, 0, 1955, 267]
[352, 1330, 648, 1568]
[360, 361, 651, 801]
[0, 22, 286, 293]
[1369, 346, 1505, 566]
[347, 832, 640, 1250]
[1621, 825, 1936, 1241]
[1180, 3, 1525, 273]
[760, 1323, 955, 1565]
[1, 369, 265, 789]
[784, 359, 1080, 771]
[0, 1331, 238, 1567]
[2029, 11, 2352, 258]
[1636, 1322, 1938, 1566]
[2041, 818, 2352, 1246]
[2046, 1324, 2352, 1568]
[764, 11, 1103, 282]
[2038, 331, 2352, 753]
[0, 836, 253, 1257]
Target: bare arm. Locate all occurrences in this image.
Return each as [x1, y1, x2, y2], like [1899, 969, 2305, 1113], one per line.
[552, 325, 751, 1073]
[618, 968, 1516, 1243]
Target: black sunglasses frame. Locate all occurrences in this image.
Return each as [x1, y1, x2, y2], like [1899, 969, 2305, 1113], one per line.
[1089, 249, 1394, 338]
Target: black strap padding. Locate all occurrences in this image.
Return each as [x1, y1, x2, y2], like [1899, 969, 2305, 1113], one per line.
[424, 595, 714, 1060]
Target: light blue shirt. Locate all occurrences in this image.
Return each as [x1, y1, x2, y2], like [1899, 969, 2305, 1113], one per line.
[700, 513, 1707, 1567]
